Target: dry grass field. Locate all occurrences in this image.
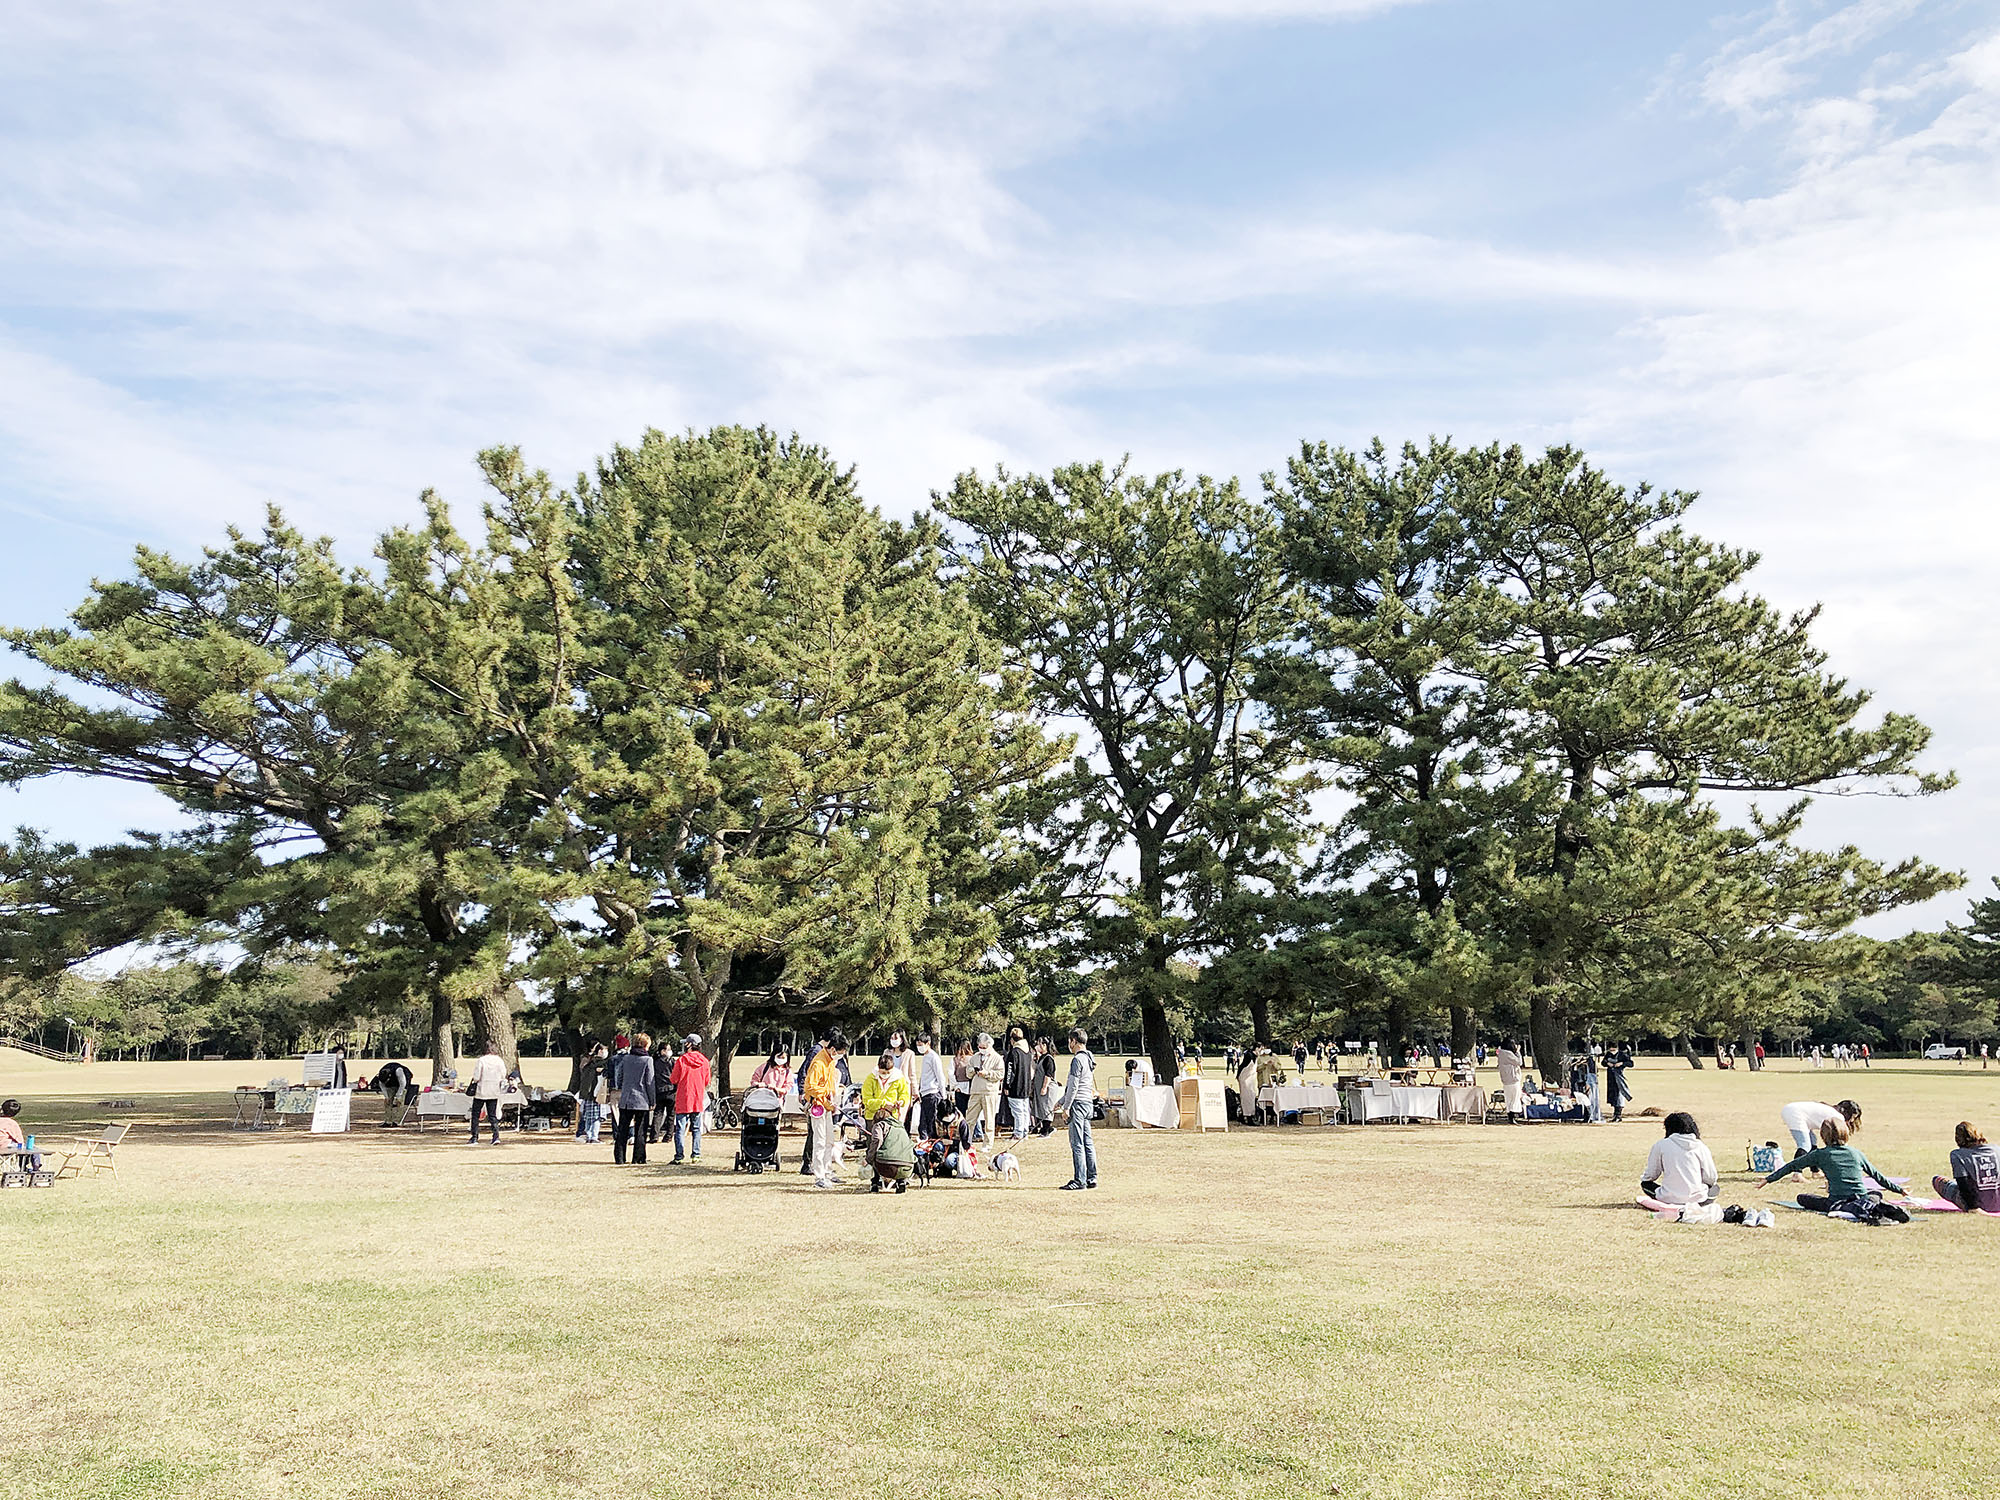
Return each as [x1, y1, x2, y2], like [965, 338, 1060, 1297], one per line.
[4, 1050, 1998, 1500]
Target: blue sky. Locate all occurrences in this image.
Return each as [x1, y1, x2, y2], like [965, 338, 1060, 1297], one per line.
[3, 0, 1997, 932]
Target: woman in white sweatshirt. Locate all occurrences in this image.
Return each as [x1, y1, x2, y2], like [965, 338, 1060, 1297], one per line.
[1640, 1112, 1719, 1206]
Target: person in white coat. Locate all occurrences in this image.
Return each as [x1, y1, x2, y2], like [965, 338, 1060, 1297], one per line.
[1497, 1042, 1524, 1120]
[964, 1033, 1004, 1147]
[466, 1043, 507, 1145]
[1639, 1112, 1719, 1206]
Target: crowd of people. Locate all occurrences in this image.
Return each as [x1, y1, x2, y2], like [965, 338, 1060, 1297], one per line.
[1636, 1094, 2000, 1226]
[548, 1025, 1103, 1192]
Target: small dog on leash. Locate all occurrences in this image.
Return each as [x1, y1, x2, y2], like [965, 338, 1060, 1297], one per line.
[991, 1150, 1020, 1182]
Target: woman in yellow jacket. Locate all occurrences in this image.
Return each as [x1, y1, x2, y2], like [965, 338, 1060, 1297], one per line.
[861, 1051, 912, 1181]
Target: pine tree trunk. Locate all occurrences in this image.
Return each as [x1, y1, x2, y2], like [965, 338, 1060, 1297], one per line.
[1740, 1020, 1761, 1071]
[1528, 990, 1567, 1086]
[468, 988, 519, 1069]
[1450, 1005, 1476, 1060]
[1249, 991, 1274, 1050]
[428, 984, 455, 1084]
[1677, 1031, 1705, 1069]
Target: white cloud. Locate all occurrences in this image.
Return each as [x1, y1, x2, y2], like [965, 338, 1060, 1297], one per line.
[0, 0, 1995, 929]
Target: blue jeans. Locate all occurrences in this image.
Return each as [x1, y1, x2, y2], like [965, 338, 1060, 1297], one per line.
[1068, 1110, 1097, 1186]
[674, 1110, 703, 1159]
[1009, 1097, 1032, 1140]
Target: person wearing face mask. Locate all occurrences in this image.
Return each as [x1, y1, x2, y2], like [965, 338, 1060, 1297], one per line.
[912, 1033, 950, 1142]
[861, 1049, 913, 1180]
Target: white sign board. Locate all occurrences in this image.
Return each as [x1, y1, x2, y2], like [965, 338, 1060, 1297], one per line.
[310, 1087, 352, 1133]
[302, 1052, 339, 1086]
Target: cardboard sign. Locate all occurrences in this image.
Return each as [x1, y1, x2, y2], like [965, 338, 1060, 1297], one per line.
[310, 1087, 352, 1133]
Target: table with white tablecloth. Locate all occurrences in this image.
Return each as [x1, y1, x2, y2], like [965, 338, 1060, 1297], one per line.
[1258, 1084, 1344, 1123]
[1343, 1085, 1444, 1122]
[1123, 1083, 1181, 1129]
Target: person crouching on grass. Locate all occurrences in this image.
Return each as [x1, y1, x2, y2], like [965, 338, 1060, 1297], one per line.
[860, 1051, 911, 1177]
[1763, 1115, 1909, 1222]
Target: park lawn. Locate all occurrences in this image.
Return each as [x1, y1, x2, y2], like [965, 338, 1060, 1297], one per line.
[3, 1059, 1998, 1500]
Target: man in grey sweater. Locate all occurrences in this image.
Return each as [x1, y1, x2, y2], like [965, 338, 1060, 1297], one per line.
[1056, 1027, 1098, 1191]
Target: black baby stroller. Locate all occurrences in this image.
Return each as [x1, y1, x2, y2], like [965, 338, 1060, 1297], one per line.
[733, 1084, 785, 1173]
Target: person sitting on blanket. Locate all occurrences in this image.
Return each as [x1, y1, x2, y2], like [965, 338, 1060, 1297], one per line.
[1763, 1116, 1909, 1221]
[1639, 1111, 1718, 1207]
[1933, 1121, 2000, 1213]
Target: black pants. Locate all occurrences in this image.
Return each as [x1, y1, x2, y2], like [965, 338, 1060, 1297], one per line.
[615, 1106, 649, 1164]
[469, 1097, 500, 1141]
[917, 1094, 940, 1141]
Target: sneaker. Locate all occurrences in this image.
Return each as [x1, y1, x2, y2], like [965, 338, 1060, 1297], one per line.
[894, 1180, 907, 1193]
[1059, 1180, 1085, 1191]
[671, 1156, 685, 1165]
[814, 1177, 838, 1190]
[1086, 1180, 1098, 1189]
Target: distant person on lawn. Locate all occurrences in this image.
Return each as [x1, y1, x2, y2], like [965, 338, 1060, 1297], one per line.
[802, 1029, 848, 1189]
[368, 1060, 415, 1126]
[466, 1044, 506, 1145]
[1934, 1121, 2000, 1213]
[1603, 1043, 1633, 1123]
[1497, 1042, 1525, 1120]
[1057, 1027, 1098, 1191]
[573, 1042, 609, 1144]
[612, 1032, 656, 1166]
[670, 1034, 712, 1164]
[1639, 1112, 1717, 1207]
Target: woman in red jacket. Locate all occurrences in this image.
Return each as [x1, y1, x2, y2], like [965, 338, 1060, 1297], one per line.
[670, 1034, 714, 1164]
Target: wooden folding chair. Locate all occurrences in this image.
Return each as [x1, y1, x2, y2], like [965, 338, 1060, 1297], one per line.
[53, 1123, 129, 1179]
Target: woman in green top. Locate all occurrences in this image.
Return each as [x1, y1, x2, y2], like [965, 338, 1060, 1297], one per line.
[1764, 1116, 1909, 1222]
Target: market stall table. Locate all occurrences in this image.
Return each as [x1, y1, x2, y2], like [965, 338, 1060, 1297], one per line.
[413, 1090, 529, 1132]
[1257, 1083, 1344, 1124]
[230, 1087, 276, 1131]
[1344, 1084, 1444, 1123]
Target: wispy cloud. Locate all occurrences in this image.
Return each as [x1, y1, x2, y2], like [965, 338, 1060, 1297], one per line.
[1, 0, 1995, 926]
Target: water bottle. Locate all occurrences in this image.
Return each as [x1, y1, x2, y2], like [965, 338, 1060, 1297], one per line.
[23, 1135, 33, 1151]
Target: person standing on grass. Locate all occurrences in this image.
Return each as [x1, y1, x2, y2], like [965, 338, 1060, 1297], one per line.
[1057, 1027, 1098, 1191]
[574, 1043, 608, 1144]
[914, 1034, 949, 1142]
[802, 1029, 847, 1189]
[1604, 1043, 1633, 1124]
[612, 1032, 656, 1166]
[670, 1034, 712, 1164]
[1861, 1043, 1871, 1068]
[466, 1043, 506, 1145]
[1497, 1041, 1524, 1121]
[1004, 1026, 1036, 1144]
[646, 1037, 676, 1144]
[966, 1033, 1004, 1147]
[1033, 1037, 1058, 1136]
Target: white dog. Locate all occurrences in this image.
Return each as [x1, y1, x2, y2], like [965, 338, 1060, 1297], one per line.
[991, 1150, 1020, 1182]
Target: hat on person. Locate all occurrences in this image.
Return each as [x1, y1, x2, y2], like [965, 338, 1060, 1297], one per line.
[683, 1033, 702, 1049]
